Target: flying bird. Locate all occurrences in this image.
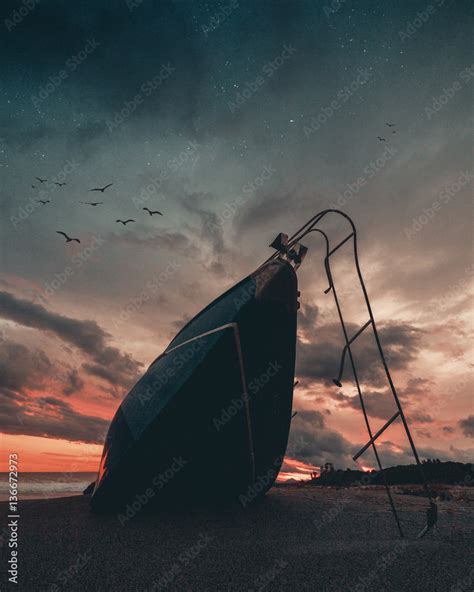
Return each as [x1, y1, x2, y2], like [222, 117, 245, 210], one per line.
[385, 122, 396, 127]
[377, 136, 386, 142]
[54, 182, 67, 187]
[37, 199, 50, 205]
[392, 130, 397, 134]
[35, 177, 48, 183]
[116, 219, 135, 225]
[31, 185, 37, 189]
[90, 183, 113, 193]
[56, 231, 80, 243]
[80, 201, 103, 206]
[143, 207, 163, 216]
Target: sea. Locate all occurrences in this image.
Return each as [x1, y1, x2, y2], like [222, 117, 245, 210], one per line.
[0, 472, 97, 501]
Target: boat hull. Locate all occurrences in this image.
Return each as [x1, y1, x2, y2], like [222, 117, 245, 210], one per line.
[91, 258, 298, 511]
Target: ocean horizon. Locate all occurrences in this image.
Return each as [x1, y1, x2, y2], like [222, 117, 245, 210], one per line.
[0, 472, 97, 501]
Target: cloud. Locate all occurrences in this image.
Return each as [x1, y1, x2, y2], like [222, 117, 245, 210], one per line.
[459, 415, 474, 438]
[0, 389, 108, 444]
[62, 368, 84, 396]
[332, 389, 399, 420]
[287, 409, 356, 468]
[409, 411, 434, 424]
[0, 340, 52, 392]
[286, 408, 457, 471]
[0, 291, 142, 389]
[296, 320, 424, 387]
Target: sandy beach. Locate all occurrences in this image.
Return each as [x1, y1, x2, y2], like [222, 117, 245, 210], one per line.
[1, 485, 473, 591]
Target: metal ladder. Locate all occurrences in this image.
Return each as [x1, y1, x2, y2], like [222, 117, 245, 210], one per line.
[267, 209, 438, 538]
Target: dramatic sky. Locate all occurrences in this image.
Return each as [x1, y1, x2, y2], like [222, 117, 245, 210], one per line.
[0, 0, 472, 477]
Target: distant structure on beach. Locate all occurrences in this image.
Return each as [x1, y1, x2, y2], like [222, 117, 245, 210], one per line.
[308, 462, 473, 487]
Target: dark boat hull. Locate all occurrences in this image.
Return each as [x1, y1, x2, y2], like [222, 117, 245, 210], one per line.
[91, 259, 298, 511]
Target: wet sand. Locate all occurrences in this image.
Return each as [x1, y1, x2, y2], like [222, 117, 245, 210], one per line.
[0, 485, 472, 591]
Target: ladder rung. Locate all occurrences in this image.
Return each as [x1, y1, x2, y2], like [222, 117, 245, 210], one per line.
[332, 320, 373, 387]
[327, 232, 354, 256]
[353, 410, 401, 461]
[348, 320, 372, 345]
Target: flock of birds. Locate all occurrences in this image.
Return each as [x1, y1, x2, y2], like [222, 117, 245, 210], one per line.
[38, 122, 397, 244]
[31, 178, 163, 244]
[377, 121, 397, 142]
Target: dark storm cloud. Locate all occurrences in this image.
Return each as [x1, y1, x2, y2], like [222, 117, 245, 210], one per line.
[287, 409, 356, 468]
[0, 291, 142, 389]
[296, 320, 424, 387]
[331, 389, 399, 421]
[287, 408, 466, 469]
[459, 416, 474, 438]
[409, 411, 434, 424]
[62, 368, 84, 396]
[0, 340, 86, 397]
[0, 340, 52, 391]
[0, 388, 108, 444]
[327, 386, 433, 423]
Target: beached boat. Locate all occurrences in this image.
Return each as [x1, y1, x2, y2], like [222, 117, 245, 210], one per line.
[92, 210, 437, 538]
[91, 256, 299, 511]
